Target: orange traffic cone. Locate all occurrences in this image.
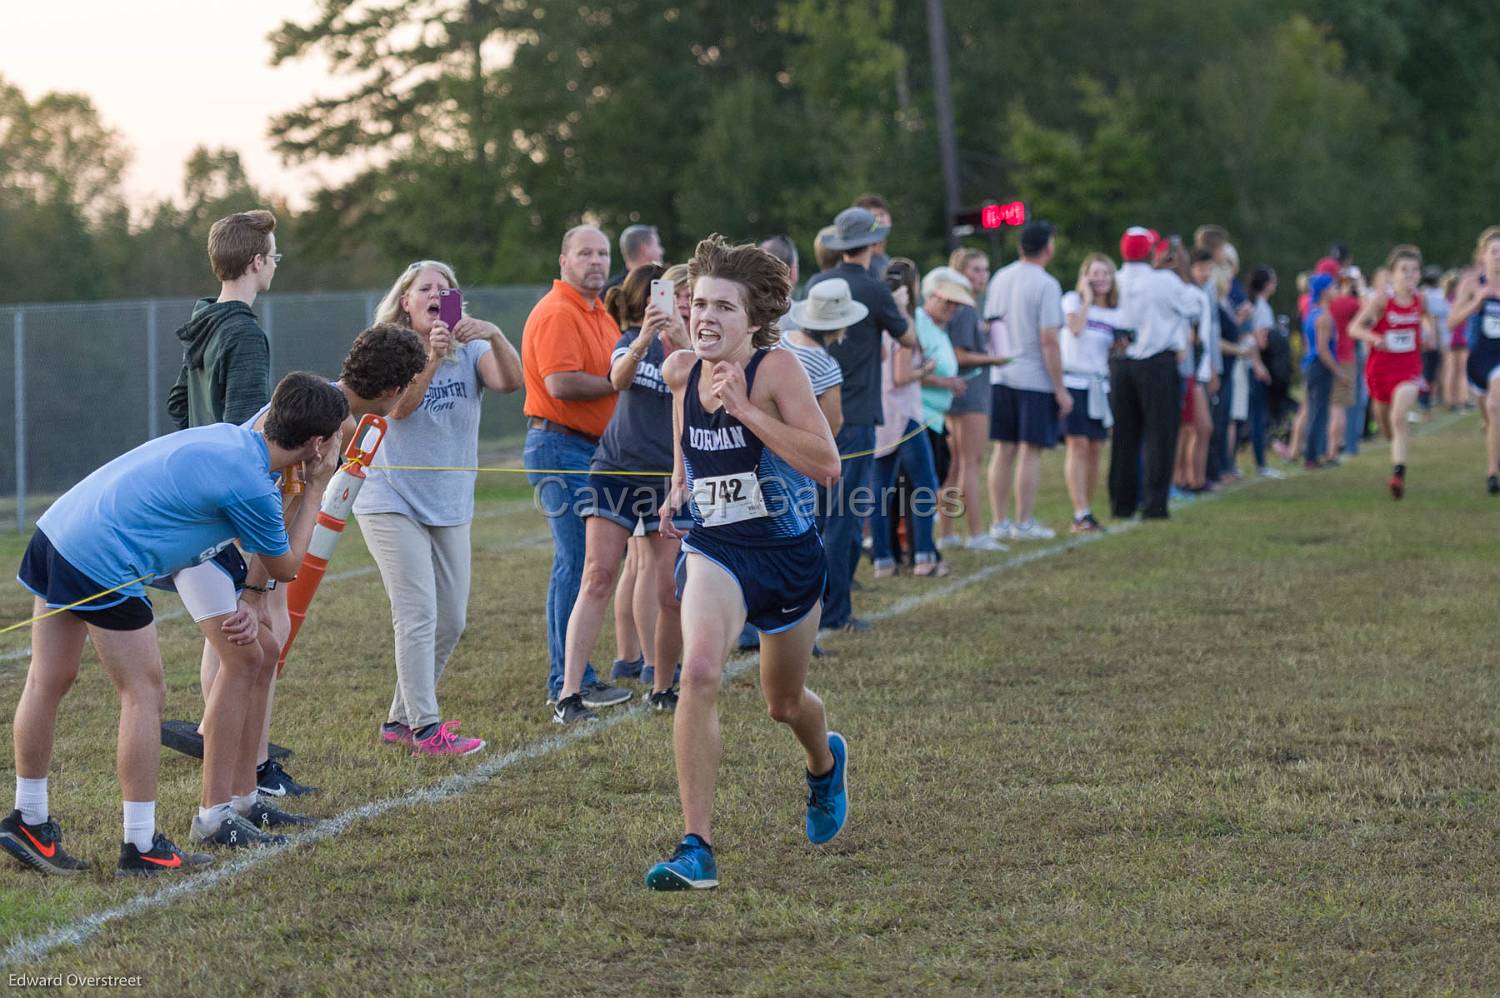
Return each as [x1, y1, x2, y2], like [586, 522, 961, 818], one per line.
[276, 413, 388, 674]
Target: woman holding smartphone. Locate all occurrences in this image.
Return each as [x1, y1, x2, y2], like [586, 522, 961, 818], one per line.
[554, 265, 694, 723]
[357, 260, 522, 756]
[1060, 254, 1122, 532]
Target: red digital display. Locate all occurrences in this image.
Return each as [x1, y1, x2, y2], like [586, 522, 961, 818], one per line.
[981, 201, 1026, 229]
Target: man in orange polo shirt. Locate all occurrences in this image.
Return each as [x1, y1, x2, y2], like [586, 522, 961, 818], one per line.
[523, 224, 631, 708]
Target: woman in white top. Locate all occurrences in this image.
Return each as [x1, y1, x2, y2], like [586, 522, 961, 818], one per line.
[1060, 254, 1123, 532]
[868, 259, 953, 578]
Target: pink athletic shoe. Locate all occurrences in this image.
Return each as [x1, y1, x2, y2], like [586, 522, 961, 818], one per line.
[380, 722, 412, 747]
[410, 720, 486, 757]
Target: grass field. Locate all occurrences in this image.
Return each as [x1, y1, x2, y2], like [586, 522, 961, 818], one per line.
[0, 415, 1497, 993]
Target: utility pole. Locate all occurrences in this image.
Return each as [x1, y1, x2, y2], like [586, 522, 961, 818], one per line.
[927, 0, 963, 252]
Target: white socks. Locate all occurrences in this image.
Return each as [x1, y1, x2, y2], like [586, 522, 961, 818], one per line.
[20, 780, 154, 851]
[15, 776, 47, 826]
[122, 800, 155, 852]
[231, 791, 258, 816]
[198, 802, 235, 827]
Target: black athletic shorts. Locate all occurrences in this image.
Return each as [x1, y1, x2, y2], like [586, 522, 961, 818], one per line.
[17, 530, 153, 631]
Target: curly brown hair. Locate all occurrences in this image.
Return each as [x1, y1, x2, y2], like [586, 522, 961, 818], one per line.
[340, 323, 428, 401]
[687, 234, 790, 350]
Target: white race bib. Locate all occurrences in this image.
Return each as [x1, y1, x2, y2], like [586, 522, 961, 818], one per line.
[1385, 330, 1416, 353]
[692, 471, 768, 527]
[1483, 314, 1500, 340]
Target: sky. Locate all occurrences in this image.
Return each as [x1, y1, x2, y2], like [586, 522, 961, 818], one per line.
[2, 1, 350, 211]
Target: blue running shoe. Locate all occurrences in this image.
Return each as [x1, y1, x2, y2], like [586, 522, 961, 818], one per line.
[805, 731, 849, 844]
[644, 834, 718, 891]
[611, 655, 644, 681]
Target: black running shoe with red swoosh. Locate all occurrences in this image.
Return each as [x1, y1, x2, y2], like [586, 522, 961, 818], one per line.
[116, 832, 213, 877]
[0, 810, 89, 876]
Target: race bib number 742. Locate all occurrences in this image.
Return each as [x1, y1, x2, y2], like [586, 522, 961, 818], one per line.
[691, 471, 768, 527]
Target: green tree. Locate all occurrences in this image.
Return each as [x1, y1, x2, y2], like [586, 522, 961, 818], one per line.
[1191, 17, 1422, 279]
[1005, 78, 1159, 280]
[0, 76, 129, 301]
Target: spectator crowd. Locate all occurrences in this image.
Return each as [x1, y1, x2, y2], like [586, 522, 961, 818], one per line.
[6, 200, 1498, 886]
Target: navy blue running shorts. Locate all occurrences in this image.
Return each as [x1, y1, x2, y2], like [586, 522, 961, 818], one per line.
[989, 384, 1061, 448]
[675, 528, 826, 634]
[1063, 387, 1109, 441]
[17, 530, 153, 631]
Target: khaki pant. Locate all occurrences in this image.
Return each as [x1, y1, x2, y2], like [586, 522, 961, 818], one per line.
[357, 513, 471, 729]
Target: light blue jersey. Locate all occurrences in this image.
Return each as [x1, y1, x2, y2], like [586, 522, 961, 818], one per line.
[36, 424, 290, 598]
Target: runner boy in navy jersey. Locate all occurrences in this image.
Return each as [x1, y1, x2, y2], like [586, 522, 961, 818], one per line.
[1449, 227, 1500, 493]
[1, 373, 345, 876]
[645, 236, 845, 890]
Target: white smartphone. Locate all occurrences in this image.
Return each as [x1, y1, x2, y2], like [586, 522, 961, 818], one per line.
[650, 278, 675, 317]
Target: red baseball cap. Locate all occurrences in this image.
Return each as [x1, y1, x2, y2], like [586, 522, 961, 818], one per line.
[1120, 227, 1159, 263]
[1314, 257, 1342, 278]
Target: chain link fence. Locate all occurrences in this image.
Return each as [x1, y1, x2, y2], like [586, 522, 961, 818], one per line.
[0, 286, 549, 531]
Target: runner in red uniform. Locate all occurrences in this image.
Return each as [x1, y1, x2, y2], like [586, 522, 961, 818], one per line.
[1351, 246, 1435, 499]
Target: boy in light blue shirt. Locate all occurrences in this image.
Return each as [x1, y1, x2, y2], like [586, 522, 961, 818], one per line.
[1, 373, 346, 877]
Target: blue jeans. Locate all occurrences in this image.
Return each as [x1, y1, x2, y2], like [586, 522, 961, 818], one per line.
[870, 420, 939, 564]
[1345, 345, 1367, 455]
[1208, 365, 1233, 481]
[818, 423, 875, 629]
[523, 427, 600, 699]
[1248, 374, 1268, 469]
[1303, 363, 1332, 463]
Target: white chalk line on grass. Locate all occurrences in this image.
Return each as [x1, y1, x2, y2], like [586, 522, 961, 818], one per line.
[0, 414, 1472, 967]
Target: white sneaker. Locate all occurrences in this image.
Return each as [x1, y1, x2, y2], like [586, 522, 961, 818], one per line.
[1009, 520, 1056, 540]
[963, 535, 1008, 552]
[988, 519, 1013, 540]
[1257, 466, 1287, 480]
[935, 535, 962, 551]
[1406, 411, 1421, 424]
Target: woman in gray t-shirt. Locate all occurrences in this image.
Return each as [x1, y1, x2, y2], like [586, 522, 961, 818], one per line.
[938, 251, 1010, 550]
[355, 260, 522, 756]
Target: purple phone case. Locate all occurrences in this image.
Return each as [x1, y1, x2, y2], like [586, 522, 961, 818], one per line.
[439, 288, 463, 328]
